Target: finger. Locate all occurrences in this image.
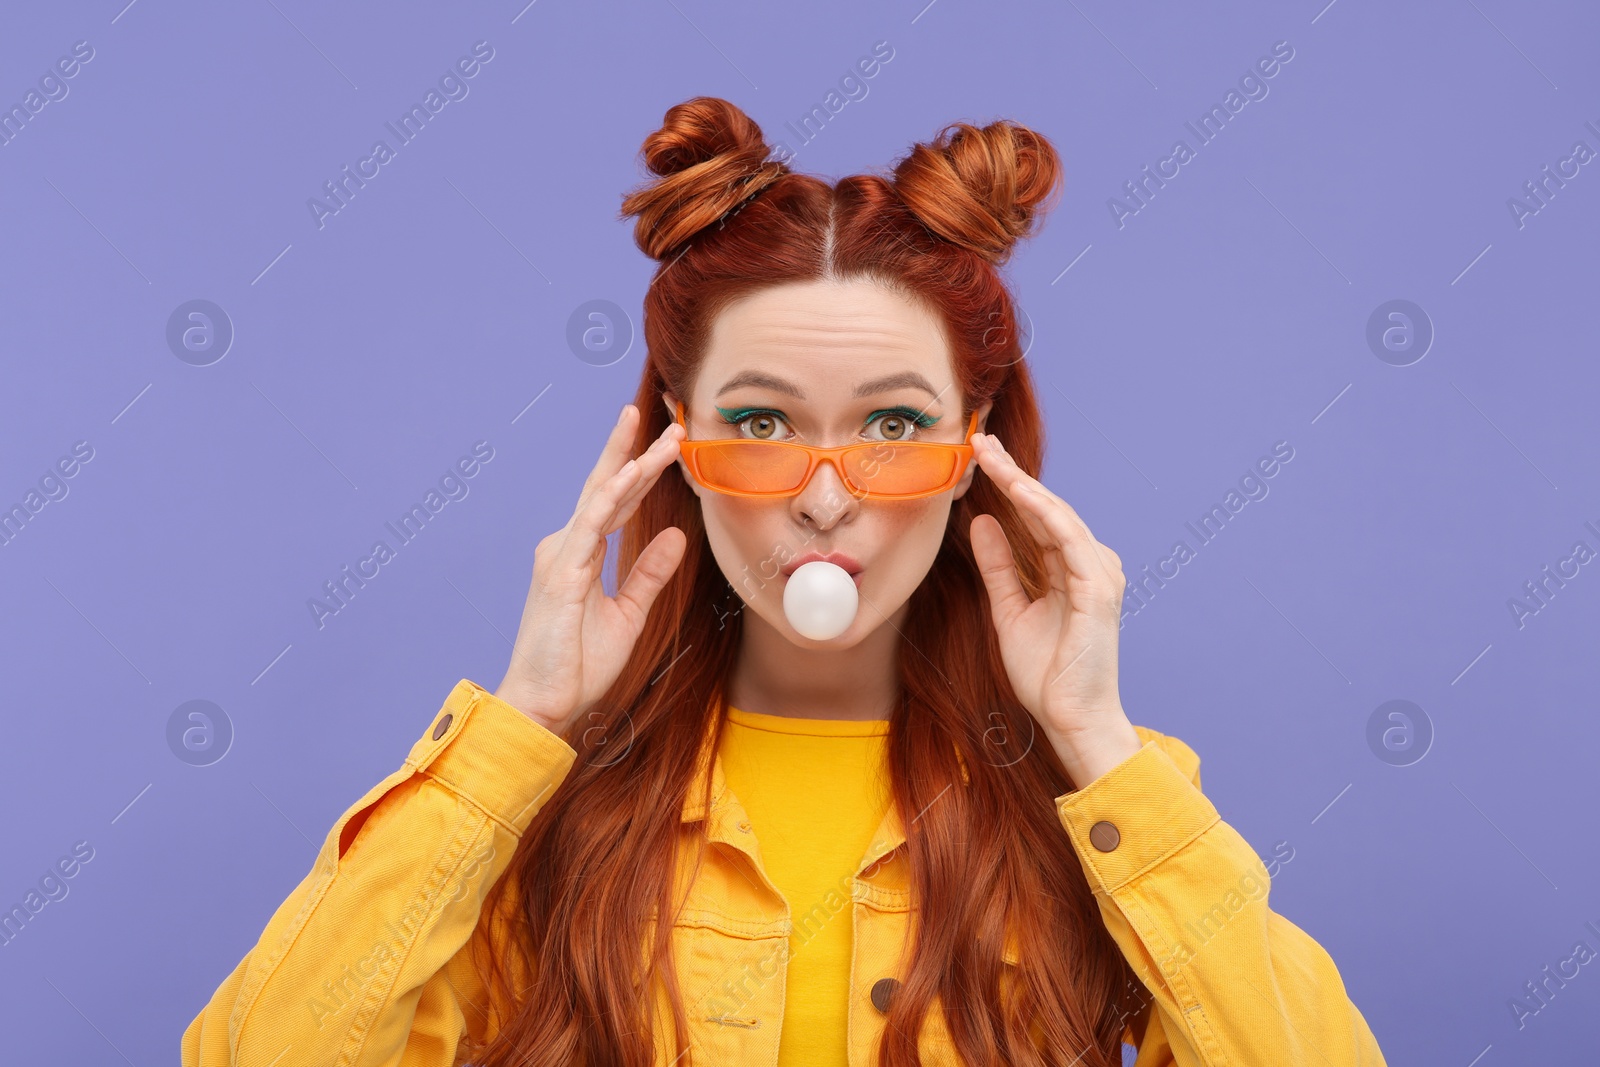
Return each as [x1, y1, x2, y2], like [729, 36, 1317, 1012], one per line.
[1007, 477, 1113, 587]
[613, 526, 688, 628]
[986, 460, 1066, 576]
[551, 421, 685, 597]
[574, 404, 646, 515]
[1037, 521, 1073, 593]
[1015, 505, 1073, 599]
[972, 435, 1057, 549]
[976, 434, 1110, 585]
[1001, 477, 1063, 563]
[1094, 542, 1123, 580]
[571, 416, 681, 551]
[606, 425, 684, 533]
[975, 434, 1089, 526]
[970, 513, 1031, 630]
[552, 453, 650, 584]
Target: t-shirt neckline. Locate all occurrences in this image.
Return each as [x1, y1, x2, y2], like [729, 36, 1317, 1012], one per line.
[724, 704, 891, 737]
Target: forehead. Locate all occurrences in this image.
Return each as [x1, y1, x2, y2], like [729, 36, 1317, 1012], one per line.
[694, 278, 956, 406]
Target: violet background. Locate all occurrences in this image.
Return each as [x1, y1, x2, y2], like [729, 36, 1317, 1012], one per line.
[1, 0, 1597, 1061]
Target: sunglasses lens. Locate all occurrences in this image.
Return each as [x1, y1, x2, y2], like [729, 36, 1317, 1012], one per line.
[694, 442, 960, 496]
[843, 445, 960, 495]
[695, 442, 813, 494]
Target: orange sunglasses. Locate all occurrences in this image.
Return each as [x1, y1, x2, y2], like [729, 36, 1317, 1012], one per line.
[672, 402, 982, 500]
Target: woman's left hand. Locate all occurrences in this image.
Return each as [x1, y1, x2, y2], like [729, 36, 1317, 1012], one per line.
[968, 432, 1144, 788]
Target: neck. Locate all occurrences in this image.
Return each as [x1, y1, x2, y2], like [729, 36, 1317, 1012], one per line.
[726, 600, 908, 721]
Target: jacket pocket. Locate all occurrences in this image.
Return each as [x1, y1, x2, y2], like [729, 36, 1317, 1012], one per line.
[667, 917, 787, 1065]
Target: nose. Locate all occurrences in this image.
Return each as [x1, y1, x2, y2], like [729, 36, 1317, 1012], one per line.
[790, 455, 858, 530]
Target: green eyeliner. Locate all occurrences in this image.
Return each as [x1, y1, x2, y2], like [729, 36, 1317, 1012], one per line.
[867, 406, 939, 428]
[714, 405, 771, 423]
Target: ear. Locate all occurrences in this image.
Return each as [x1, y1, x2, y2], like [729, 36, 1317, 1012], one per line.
[662, 389, 703, 498]
[951, 400, 994, 501]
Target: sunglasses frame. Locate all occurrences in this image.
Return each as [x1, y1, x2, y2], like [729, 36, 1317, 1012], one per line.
[671, 402, 982, 500]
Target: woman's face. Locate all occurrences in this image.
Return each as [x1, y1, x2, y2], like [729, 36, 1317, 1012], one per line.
[663, 277, 991, 648]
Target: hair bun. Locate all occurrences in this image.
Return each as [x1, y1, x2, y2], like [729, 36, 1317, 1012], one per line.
[891, 120, 1064, 265]
[620, 96, 789, 261]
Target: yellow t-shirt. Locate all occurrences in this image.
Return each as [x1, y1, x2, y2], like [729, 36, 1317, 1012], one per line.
[717, 704, 893, 1067]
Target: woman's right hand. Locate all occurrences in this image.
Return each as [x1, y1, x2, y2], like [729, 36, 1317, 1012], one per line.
[492, 402, 687, 735]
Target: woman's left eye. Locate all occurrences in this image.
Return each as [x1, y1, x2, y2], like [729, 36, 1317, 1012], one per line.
[865, 411, 933, 442]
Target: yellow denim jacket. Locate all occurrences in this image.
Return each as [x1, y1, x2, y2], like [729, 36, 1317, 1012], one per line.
[182, 679, 1387, 1066]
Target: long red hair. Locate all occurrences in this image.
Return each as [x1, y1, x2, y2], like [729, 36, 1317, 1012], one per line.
[466, 96, 1147, 1067]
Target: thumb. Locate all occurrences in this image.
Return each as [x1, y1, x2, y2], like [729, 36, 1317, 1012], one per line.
[614, 526, 688, 629]
[971, 513, 1028, 631]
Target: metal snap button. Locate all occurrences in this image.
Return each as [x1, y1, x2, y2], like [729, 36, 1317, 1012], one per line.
[432, 713, 453, 740]
[870, 977, 901, 1013]
[737, 820, 752, 833]
[1089, 820, 1120, 852]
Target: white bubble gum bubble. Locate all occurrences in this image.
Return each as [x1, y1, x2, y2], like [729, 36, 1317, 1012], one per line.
[782, 560, 859, 641]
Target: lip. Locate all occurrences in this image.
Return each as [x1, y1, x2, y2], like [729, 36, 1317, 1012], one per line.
[781, 551, 864, 586]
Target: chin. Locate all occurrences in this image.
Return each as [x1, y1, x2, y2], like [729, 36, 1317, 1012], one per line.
[787, 624, 868, 649]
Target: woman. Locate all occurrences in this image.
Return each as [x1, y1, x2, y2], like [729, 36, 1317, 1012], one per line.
[182, 97, 1386, 1067]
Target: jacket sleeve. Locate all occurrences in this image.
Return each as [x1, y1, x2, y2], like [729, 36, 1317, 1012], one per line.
[1053, 727, 1387, 1067]
[181, 679, 576, 1067]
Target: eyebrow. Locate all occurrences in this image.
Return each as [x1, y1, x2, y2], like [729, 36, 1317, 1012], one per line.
[714, 370, 941, 399]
